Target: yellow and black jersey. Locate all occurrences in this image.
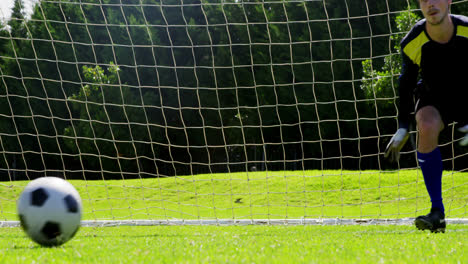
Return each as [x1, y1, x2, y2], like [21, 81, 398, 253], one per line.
[398, 14, 468, 128]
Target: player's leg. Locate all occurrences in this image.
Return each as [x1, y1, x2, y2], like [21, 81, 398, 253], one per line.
[414, 105, 446, 233]
[416, 105, 444, 153]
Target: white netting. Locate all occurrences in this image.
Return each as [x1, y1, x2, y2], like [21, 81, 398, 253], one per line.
[0, 0, 466, 224]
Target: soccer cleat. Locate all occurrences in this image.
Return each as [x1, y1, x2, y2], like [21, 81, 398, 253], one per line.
[415, 208, 446, 233]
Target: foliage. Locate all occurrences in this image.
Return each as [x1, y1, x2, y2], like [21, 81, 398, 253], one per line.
[0, 0, 467, 179]
[360, 10, 421, 110]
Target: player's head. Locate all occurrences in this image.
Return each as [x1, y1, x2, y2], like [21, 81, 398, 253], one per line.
[419, 0, 452, 26]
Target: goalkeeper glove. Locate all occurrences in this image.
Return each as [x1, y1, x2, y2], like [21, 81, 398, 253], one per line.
[384, 128, 409, 163]
[458, 124, 468, 146]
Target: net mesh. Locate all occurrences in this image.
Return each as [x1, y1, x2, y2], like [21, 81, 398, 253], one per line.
[0, 0, 467, 224]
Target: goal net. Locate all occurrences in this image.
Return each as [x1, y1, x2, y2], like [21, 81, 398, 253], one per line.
[0, 0, 467, 225]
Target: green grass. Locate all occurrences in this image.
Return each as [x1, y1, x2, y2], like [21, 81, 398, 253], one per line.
[1, 170, 466, 220]
[0, 225, 467, 263]
[0, 170, 467, 262]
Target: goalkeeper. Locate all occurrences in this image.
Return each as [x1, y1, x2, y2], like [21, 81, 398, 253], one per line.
[385, 0, 468, 233]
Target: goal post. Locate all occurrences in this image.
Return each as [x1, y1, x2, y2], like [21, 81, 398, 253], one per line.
[0, 0, 467, 225]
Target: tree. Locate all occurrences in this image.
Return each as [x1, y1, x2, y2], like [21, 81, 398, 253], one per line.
[8, 0, 27, 40]
[6, 0, 465, 178]
[64, 63, 161, 179]
[361, 10, 421, 111]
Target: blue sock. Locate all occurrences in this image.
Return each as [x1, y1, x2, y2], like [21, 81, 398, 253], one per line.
[417, 147, 444, 213]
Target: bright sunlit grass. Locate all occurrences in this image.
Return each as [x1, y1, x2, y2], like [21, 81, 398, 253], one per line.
[0, 170, 467, 262]
[0, 225, 467, 263]
[1, 170, 466, 221]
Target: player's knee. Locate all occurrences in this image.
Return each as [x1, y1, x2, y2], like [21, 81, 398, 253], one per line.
[416, 106, 443, 137]
[417, 118, 441, 137]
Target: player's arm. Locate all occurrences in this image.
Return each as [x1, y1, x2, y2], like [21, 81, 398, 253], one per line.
[385, 51, 418, 163]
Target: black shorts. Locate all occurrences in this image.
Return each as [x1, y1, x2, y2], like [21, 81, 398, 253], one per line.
[414, 82, 465, 126]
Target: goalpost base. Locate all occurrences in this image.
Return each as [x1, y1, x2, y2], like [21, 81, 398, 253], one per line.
[1, 219, 467, 227]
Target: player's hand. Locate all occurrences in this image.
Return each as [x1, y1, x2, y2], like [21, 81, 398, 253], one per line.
[458, 124, 468, 146]
[384, 128, 409, 163]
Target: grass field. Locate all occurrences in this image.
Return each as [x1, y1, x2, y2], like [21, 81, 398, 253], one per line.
[0, 225, 467, 263]
[0, 170, 466, 262]
[1, 170, 466, 220]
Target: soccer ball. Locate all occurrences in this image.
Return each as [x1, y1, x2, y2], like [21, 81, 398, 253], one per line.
[17, 177, 82, 247]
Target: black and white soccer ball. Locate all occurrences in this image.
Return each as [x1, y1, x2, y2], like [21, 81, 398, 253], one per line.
[17, 177, 82, 247]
